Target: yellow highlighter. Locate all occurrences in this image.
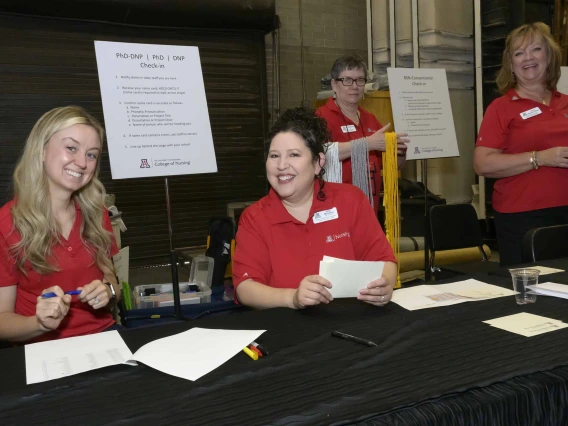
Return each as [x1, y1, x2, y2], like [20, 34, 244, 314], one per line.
[243, 346, 258, 361]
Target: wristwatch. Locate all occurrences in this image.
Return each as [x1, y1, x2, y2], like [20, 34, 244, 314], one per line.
[104, 282, 117, 301]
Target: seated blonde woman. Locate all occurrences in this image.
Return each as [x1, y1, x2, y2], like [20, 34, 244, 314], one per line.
[0, 106, 121, 343]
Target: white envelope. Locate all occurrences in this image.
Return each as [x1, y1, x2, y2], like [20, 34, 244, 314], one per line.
[319, 256, 384, 298]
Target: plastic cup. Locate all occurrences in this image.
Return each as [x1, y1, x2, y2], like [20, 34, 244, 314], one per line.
[510, 268, 539, 305]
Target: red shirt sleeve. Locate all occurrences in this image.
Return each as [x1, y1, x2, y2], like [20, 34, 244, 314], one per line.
[0, 231, 19, 287]
[103, 209, 120, 257]
[476, 100, 510, 151]
[232, 208, 272, 291]
[351, 192, 396, 263]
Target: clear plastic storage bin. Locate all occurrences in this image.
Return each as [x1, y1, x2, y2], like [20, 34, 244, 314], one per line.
[132, 281, 211, 309]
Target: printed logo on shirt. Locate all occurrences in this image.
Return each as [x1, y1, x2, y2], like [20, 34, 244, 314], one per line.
[325, 232, 351, 243]
[564, 113, 568, 119]
[243, 272, 248, 277]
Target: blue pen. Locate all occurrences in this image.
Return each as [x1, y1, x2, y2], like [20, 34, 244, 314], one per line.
[41, 290, 82, 298]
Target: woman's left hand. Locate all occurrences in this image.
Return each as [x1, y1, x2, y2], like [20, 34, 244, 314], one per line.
[78, 280, 111, 310]
[357, 277, 393, 306]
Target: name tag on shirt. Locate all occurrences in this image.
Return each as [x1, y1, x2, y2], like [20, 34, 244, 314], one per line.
[313, 207, 339, 224]
[520, 107, 542, 120]
[341, 125, 357, 133]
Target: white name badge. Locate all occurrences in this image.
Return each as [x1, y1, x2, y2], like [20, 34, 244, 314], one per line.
[341, 125, 357, 133]
[520, 107, 542, 120]
[313, 207, 339, 224]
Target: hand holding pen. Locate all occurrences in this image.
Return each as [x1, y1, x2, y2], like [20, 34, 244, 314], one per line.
[36, 286, 72, 332]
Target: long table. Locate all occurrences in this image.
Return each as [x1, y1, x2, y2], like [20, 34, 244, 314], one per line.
[2, 274, 568, 425]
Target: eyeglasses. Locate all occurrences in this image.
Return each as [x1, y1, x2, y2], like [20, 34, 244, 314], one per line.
[335, 77, 367, 87]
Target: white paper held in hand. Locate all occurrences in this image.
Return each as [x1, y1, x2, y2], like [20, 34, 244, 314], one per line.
[319, 256, 384, 298]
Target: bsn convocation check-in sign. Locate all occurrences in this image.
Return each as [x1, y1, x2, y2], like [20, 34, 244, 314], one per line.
[94, 41, 217, 179]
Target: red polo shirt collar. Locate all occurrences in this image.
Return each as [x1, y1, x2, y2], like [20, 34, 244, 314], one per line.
[507, 88, 561, 102]
[324, 97, 365, 120]
[265, 181, 335, 225]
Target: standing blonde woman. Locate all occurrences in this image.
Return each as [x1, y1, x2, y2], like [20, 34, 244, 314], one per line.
[474, 22, 568, 266]
[0, 106, 121, 343]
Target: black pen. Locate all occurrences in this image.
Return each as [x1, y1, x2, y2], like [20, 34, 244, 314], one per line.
[331, 331, 377, 347]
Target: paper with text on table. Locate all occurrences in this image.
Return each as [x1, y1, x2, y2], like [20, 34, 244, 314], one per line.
[319, 256, 384, 298]
[25, 328, 265, 384]
[25, 331, 134, 385]
[390, 279, 517, 311]
[483, 312, 568, 337]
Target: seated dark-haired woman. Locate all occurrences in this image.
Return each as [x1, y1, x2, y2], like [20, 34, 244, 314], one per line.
[232, 108, 397, 310]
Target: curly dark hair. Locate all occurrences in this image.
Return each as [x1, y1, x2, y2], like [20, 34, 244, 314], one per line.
[266, 107, 330, 201]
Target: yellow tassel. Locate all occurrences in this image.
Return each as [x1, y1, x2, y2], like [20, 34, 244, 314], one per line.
[382, 132, 401, 288]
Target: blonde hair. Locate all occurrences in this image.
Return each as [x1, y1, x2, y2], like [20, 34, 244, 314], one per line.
[496, 22, 562, 94]
[10, 106, 115, 277]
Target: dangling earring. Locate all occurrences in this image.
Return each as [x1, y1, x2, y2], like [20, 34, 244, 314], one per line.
[333, 91, 336, 99]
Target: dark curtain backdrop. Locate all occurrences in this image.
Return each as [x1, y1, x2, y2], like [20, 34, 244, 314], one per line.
[0, 13, 270, 266]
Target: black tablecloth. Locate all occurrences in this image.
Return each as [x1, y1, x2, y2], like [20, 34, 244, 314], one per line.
[2, 275, 568, 425]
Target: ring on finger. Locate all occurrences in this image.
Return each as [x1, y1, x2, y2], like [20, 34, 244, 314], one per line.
[94, 297, 99, 305]
[381, 295, 385, 303]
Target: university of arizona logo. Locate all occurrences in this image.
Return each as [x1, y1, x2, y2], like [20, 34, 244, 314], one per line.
[314, 212, 322, 220]
[140, 159, 150, 168]
[326, 235, 334, 243]
[565, 113, 568, 119]
[414, 147, 420, 155]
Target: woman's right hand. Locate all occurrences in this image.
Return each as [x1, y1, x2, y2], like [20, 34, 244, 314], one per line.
[538, 147, 568, 168]
[36, 286, 72, 332]
[292, 275, 333, 309]
[366, 123, 410, 153]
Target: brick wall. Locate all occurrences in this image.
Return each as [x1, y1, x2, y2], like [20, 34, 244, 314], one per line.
[266, 0, 368, 125]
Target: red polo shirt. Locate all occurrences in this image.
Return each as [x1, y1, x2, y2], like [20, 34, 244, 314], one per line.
[316, 98, 383, 215]
[476, 89, 568, 213]
[0, 200, 118, 342]
[232, 182, 396, 293]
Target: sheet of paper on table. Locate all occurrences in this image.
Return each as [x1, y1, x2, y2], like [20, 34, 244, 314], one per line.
[528, 282, 568, 300]
[511, 266, 565, 275]
[483, 312, 568, 337]
[25, 328, 265, 385]
[391, 279, 517, 311]
[319, 256, 384, 298]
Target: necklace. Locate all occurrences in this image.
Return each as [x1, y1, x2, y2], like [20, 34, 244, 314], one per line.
[517, 87, 549, 105]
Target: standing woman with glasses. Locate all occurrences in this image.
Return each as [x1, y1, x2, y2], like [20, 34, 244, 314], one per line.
[316, 55, 409, 217]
